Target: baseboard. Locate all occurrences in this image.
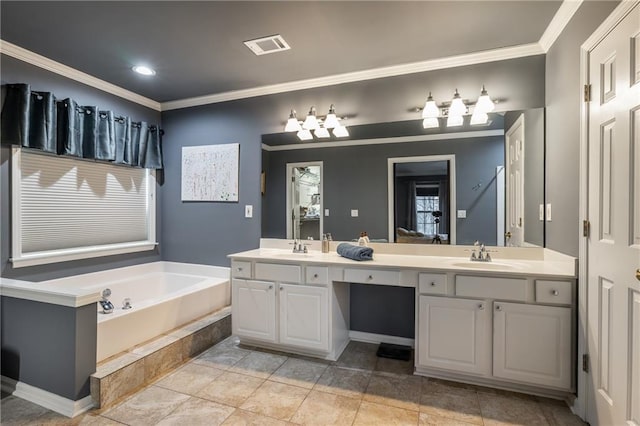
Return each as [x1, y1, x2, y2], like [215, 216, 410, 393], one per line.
[1, 375, 94, 418]
[348, 331, 415, 348]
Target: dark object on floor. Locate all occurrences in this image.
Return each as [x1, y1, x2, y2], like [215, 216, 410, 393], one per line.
[376, 342, 412, 361]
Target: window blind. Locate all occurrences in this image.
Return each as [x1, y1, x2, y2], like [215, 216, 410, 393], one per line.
[12, 148, 155, 266]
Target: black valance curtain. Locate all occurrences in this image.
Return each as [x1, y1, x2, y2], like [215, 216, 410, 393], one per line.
[1, 83, 163, 169]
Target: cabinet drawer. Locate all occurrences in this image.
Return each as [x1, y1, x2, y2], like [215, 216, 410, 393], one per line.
[535, 280, 572, 305]
[344, 268, 400, 286]
[418, 273, 447, 295]
[455, 276, 527, 301]
[255, 262, 301, 283]
[231, 261, 251, 278]
[306, 266, 329, 285]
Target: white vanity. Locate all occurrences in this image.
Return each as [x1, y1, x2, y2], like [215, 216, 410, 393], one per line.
[228, 239, 577, 398]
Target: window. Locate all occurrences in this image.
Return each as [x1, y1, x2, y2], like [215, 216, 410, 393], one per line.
[416, 193, 440, 235]
[11, 148, 156, 267]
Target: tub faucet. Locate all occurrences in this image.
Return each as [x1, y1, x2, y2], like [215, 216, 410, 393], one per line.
[100, 288, 114, 314]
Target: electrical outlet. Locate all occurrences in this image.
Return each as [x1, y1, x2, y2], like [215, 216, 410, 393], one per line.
[351, 209, 359, 217]
[546, 203, 552, 221]
[325, 209, 330, 216]
[539, 204, 544, 221]
[457, 210, 467, 218]
[245, 205, 253, 218]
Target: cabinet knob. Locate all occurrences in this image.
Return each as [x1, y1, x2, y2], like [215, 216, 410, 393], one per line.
[552, 290, 559, 296]
[478, 303, 484, 310]
[280, 286, 283, 291]
[237, 267, 243, 271]
[313, 273, 318, 278]
[268, 284, 273, 290]
[368, 275, 373, 280]
[496, 305, 502, 311]
[430, 282, 436, 286]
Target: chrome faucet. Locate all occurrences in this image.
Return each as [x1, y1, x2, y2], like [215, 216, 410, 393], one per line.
[289, 239, 309, 253]
[99, 288, 114, 314]
[470, 241, 492, 262]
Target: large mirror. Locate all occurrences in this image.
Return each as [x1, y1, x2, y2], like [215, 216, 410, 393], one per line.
[261, 108, 545, 247]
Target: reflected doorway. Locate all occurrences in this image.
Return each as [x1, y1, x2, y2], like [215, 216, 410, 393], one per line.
[286, 162, 323, 240]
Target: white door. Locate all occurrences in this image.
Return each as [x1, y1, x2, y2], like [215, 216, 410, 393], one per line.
[417, 296, 491, 376]
[586, 4, 640, 425]
[505, 114, 525, 246]
[279, 283, 329, 352]
[493, 302, 572, 390]
[232, 279, 277, 343]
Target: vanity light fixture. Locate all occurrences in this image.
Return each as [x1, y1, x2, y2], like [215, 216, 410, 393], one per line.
[418, 86, 496, 128]
[284, 104, 349, 140]
[132, 65, 156, 76]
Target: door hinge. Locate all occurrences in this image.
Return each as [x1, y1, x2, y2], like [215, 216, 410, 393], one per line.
[582, 353, 589, 373]
[584, 84, 592, 102]
[583, 220, 590, 237]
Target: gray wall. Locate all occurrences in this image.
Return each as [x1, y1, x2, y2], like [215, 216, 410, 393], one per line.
[545, 1, 619, 256]
[0, 55, 162, 281]
[263, 134, 505, 245]
[1, 297, 96, 400]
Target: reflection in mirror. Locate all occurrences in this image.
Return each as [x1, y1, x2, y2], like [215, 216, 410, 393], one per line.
[286, 162, 322, 240]
[262, 109, 544, 247]
[389, 156, 455, 244]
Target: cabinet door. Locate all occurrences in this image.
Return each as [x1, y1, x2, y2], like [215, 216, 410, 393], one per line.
[232, 279, 276, 343]
[418, 296, 491, 376]
[279, 284, 329, 352]
[493, 302, 571, 390]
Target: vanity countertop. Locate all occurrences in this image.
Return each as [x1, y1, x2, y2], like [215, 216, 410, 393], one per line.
[228, 247, 577, 279]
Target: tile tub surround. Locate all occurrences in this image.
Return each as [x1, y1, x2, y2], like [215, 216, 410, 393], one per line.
[90, 307, 231, 410]
[2, 338, 587, 425]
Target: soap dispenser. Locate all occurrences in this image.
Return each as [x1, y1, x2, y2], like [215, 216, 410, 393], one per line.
[322, 234, 330, 253]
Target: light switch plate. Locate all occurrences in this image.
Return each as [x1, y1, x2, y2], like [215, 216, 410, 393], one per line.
[245, 205, 253, 218]
[546, 203, 552, 221]
[351, 209, 359, 217]
[539, 204, 544, 221]
[457, 210, 467, 218]
[325, 209, 330, 216]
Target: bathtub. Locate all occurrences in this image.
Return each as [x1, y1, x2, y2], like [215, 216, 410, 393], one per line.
[45, 261, 230, 362]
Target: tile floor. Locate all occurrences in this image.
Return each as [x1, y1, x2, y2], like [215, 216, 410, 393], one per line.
[0, 337, 586, 425]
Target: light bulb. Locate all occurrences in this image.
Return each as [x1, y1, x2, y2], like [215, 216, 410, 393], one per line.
[446, 115, 464, 127]
[297, 129, 313, 141]
[302, 107, 319, 130]
[422, 118, 439, 129]
[284, 110, 302, 132]
[314, 127, 330, 138]
[422, 93, 440, 119]
[323, 104, 340, 129]
[132, 65, 156, 76]
[449, 89, 467, 116]
[475, 85, 495, 114]
[332, 125, 349, 137]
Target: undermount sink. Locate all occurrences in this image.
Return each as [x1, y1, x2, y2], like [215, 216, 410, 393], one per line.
[450, 261, 524, 271]
[270, 252, 315, 257]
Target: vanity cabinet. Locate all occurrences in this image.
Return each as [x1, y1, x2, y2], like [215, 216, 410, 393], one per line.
[418, 295, 491, 376]
[493, 302, 571, 389]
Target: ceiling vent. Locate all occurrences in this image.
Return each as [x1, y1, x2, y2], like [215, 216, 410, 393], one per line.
[244, 34, 291, 56]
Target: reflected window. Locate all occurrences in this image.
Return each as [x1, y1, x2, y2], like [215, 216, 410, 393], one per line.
[416, 190, 440, 235]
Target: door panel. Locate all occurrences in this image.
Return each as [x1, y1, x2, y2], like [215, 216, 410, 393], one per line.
[279, 284, 329, 352]
[587, 4, 640, 425]
[232, 279, 276, 343]
[506, 115, 525, 246]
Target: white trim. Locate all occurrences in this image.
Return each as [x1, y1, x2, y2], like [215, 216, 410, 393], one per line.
[262, 129, 505, 152]
[161, 43, 543, 111]
[538, 0, 584, 52]
[496, 166, 505, 246]
[576, 1, 640, 420]
[387, 155, 456, 245]
[285, 161, 323, 240]
[1, 376, 94, 418]
[0, 39, 161, 111]
[0, 277, 100, 307]
[348, 330, 415, 348]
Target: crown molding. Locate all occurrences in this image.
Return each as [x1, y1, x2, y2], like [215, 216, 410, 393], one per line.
[261, 129, 505, 152]
[538, 0, 584, 52]
[162, 43, 543, 111]
[0, 39, 161, 111]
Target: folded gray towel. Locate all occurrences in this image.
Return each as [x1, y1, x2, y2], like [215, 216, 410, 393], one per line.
[337, 243, 374, 261]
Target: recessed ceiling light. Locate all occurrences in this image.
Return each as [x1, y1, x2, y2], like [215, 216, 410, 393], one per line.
[132, 65, 156, 76]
